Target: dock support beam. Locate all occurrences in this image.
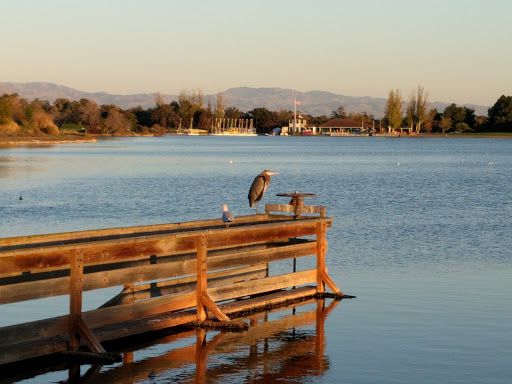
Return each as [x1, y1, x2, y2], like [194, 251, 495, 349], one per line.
[196, 235, 230, 322]
[316, 223, 342, 295]
[69, 249, 83, 351]
[316, 223, 327, 294]
[196, 236, 208, 321]
[69, 249, 106, 354]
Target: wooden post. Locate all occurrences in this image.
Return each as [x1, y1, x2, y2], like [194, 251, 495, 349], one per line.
[69, 249, 106, 354]
[196, 235, 208, 321]
[316, 222, 342, 295]
[196, 234, 230, 323]
[316, 222, 327, 294]
[123, 351, 134, 364]
[69, 249, 83, 351]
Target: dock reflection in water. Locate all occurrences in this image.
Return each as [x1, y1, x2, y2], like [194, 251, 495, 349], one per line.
[66, 298, 340, 384]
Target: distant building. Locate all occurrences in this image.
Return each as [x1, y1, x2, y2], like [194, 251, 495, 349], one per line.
[318, 118, 372, 135]
[288, 118, 318, 135]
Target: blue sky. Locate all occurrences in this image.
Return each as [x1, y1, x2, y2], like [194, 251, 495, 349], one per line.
[1, 0, 511, 106]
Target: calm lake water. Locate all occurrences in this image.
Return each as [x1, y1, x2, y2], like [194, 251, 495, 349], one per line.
[1, 136, 511, 383]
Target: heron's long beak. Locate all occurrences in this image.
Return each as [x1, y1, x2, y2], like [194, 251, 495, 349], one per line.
[268, 171, 279, 175]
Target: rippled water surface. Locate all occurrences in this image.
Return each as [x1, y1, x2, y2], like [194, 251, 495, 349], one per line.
[1, 136, 511, 383]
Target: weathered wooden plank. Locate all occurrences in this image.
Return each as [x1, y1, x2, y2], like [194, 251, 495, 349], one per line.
[0, 249, 73, 278]
[217, 286, 318, 315]
[0, 236, 194, 277]
[0, 276, 70, 304]
[0, 337, 69, 366]
[79, 241, 314, 293]
[82, 291, 197, 330]
[0, 214, 272, 249]
[103, 265, 267, 307]
[87, 270, 314, 332]
[93, 311, 197, 343]
[207, 241, 317, 272]
[0, 218, 328, 262]
[83, 257, 197, 292]
[0, 316, 69, 348]
[205, 221, 319, 250]
[265, 204, 326, 216]
[100, 265, 267, 307]
[0, 239, 303, 304]
[0, 218, 330, 277]
[208, 269, 317, 303]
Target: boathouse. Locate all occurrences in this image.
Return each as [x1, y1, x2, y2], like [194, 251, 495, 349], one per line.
[319, 118, 372, 135]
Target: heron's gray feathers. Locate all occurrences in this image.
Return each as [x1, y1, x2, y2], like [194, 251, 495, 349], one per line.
[248, 175, 268, 208]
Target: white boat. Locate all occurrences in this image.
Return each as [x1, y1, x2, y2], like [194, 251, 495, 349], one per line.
[186, 128, 208, 136]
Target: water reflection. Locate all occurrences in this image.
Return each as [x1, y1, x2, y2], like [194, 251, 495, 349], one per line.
[0, 154, 48, 182]
[28, 298, 339, 384]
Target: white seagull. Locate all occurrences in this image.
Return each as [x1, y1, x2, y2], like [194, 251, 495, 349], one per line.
[222, 204, 235, 228]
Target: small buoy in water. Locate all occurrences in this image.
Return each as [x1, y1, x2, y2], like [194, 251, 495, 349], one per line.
[229, 160, 233, 164]
[489, 162, 493, 165]
[19, 196, 23, 200]
[397, 162, 400, 166]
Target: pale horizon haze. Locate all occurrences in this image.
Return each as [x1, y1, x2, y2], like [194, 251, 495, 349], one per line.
[1, 0, 511, 107]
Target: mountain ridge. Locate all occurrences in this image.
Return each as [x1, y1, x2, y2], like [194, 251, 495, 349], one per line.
[0, 82, 489, 117]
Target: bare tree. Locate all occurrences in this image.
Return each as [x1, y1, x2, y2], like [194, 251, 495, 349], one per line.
[405, 90, 416, 130]
[178, 88, 204, 126]
[216, 93, 226, 119]
[154, 93, 165, 107]
[415, 85, 429, 132]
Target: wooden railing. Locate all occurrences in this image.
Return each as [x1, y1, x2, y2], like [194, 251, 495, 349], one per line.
[0, 205, 341, 365]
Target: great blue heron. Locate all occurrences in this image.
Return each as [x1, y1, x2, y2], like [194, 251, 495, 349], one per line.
[222, 204, 235, 228]
[248, 170, 279, 213]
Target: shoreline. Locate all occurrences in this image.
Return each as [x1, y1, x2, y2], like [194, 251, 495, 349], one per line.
[0, 132, 511, 145]
[0, 134, 98, 146]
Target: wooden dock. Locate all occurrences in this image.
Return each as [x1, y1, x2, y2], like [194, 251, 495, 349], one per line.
[0, 200, 342, 366]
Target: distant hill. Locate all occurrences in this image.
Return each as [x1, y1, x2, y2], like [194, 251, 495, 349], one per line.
[0, 82, 176, 110]
[0, 82, 489, 117]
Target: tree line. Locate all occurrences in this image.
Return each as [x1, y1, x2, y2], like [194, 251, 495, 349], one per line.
[383, 86, 512, 133]
[0, 89, 298, 136]
[1, 87, 511, 137]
